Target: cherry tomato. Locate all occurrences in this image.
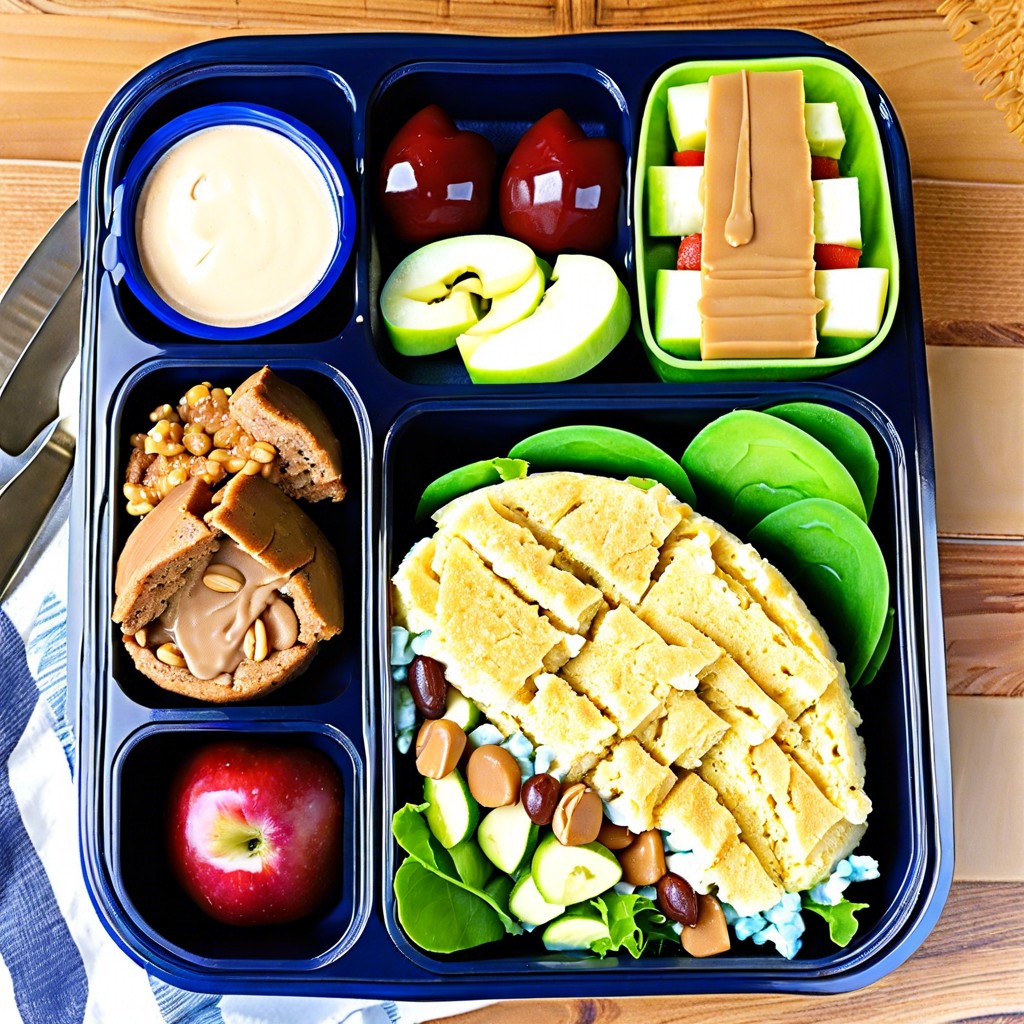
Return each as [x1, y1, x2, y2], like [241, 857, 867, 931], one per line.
[813, 243, 862, 269]
[380, 105, 497, 244]
[811, 156, 840, 180]
[677, 233, 702, 271]
[499, 109, 624, 255]
[672, 150, 705, 167]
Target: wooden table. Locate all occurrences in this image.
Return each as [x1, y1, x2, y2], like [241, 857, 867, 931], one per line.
[2, 3, 1022, 1021]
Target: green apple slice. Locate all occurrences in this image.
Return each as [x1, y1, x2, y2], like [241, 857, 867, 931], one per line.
[456, 260, 548, 361]
[509, 874, 565, 927]
[655, 269, 702, 358]
[463, 254, 631, 384]
[647, 166, 703, 237]
[667, 81, 710, 150]
[531, 833, 622, 906]
[804, 102, 846, 159]
[813, 178, 862, 248]
[815, 268, 888, 340]
[381, 234, 538, 357]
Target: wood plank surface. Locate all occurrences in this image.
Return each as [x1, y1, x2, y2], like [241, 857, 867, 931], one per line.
[434, 884, 1024, 1024]
[3, 10, 1024, 183]
[2, 3, 1024, 1020]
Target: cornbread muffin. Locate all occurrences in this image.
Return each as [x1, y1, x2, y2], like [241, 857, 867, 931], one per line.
[392, 471, 872, 914]
[114, 474, 342, 702]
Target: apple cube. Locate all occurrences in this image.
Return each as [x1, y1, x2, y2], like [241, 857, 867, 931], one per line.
[813, 178, 862, 248]
[667, 82, 710, 151]
[815, 268, 889, 338]
[647, 166, 703, 237]
[655, 269, 702, 359]
[804, 102, 846, 159]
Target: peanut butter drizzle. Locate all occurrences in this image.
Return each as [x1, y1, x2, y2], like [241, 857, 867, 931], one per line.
[725, 70, 753, 247]
[699, 70, 822, 359]
[152, 537, 290, 680]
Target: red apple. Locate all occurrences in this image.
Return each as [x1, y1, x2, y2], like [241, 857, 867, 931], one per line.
[167, 739, 343, 926]
[499, 109, 624, 256]
[380, 105, 497, 244]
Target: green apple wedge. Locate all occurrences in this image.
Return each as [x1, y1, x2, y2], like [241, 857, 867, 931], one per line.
[381, 234, 538, 357]
[456, 258, 549, 360]
[459, 254, 631, 384]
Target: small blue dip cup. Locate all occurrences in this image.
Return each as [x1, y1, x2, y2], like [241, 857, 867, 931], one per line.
[115, 102, 356, 341]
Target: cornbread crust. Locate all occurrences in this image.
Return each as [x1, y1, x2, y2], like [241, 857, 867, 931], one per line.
[426, 537, 571, 714]
[392, 471, 873, 910]
[229, 366, 346, 503]
[391, 537, 439, 635]
[654, 773, 782, 916]
[491, 474, 682, 606]
[588, 738, 676, 833]
[644, 531, 834, 719]
[435, 492, 604, 634]
[697, 731, 849, 891]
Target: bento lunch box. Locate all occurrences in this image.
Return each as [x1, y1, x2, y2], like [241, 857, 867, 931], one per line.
[70, 29, 953, 999]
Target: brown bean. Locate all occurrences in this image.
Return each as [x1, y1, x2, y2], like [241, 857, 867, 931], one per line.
[552, 783, 603, 846]
[521, 774, 561, 826]
[414, 719, 466, 780]
[409, 655, 448, 720]
[681, 893, 731, 958]
[617, 829, 667, 886]
[597, 821, 635, 851]
[467, 745, 521, 807]
[656, 872, 698, 927]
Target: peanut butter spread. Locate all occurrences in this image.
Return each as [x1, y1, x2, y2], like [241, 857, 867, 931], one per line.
[151, 538, 290, 680]
[699, 70, 822, 359]
[392, 473, 870, 914]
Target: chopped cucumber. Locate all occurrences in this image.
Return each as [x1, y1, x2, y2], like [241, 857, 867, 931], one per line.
[478, 802, 539, 875]
[542, 912, 611, 951]
[449, 837, 493, 890]
[509, 873, 566, 927]
[443, 688, 482, 731]
[423, 770, 480, 849]
[531, 833, 622, 906]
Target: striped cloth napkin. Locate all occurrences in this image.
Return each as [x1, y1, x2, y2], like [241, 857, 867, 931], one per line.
[0, 476, 490, 1024]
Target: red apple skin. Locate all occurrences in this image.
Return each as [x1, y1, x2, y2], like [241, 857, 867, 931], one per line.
[499, 109, 625, 256]
[167, 740, 344, 927]
[379, 105, 498, 244]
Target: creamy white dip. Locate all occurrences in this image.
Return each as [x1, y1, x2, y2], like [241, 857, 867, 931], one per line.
[135, 123, 338, 328]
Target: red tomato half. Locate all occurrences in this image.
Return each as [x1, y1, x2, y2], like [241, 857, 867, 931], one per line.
[814, 243, 862, 269]
[672, 150, 705, 167]
[811, 157, 840, 180]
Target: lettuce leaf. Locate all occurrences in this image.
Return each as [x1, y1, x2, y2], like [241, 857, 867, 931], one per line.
[392, 803, 523, 943]
[589, 892, 677, 958]
[802, 897, 869, 947]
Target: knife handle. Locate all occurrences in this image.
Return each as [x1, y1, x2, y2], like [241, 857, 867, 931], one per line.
[0, 430, 73, 601]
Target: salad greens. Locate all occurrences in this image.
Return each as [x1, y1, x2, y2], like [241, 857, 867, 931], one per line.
[416, 456, 528, 521]
[803, 898, 869, 947]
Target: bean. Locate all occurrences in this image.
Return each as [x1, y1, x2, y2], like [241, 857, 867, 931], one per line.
[409, 655, 448, 719]
[415, 719, 466, 780]
[656, 872, 698, 927]
[617, 829, 667, 886]
[552, 783, 603, 846]
[597, 821, 635, 851]
[681, 893, 731, 958]
[467, 745, 520, 807]
[521, 774, 561, 826]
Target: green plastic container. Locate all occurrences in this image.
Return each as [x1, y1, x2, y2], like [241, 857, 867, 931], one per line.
[634, 56, 900, 381]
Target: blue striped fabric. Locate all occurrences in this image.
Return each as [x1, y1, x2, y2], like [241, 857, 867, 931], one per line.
[0, 514, 476, 1024]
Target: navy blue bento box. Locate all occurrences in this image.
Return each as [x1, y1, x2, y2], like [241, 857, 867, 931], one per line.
[69, 29, 953, 998]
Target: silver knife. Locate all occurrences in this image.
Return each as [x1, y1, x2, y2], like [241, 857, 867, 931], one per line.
[0, 355, 79, 604]
[0, 203, 80, 383]
[0, 266, 83, 457]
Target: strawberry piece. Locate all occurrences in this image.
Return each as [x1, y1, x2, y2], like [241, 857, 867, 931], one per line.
[672, 150, 705, 167]
[813, 243, 862, 270]
[677, 233, 702, 271]
[811, 156, 840, 179]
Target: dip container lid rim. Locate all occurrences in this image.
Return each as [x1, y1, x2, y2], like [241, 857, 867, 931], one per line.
[114, 100, 356, 342]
